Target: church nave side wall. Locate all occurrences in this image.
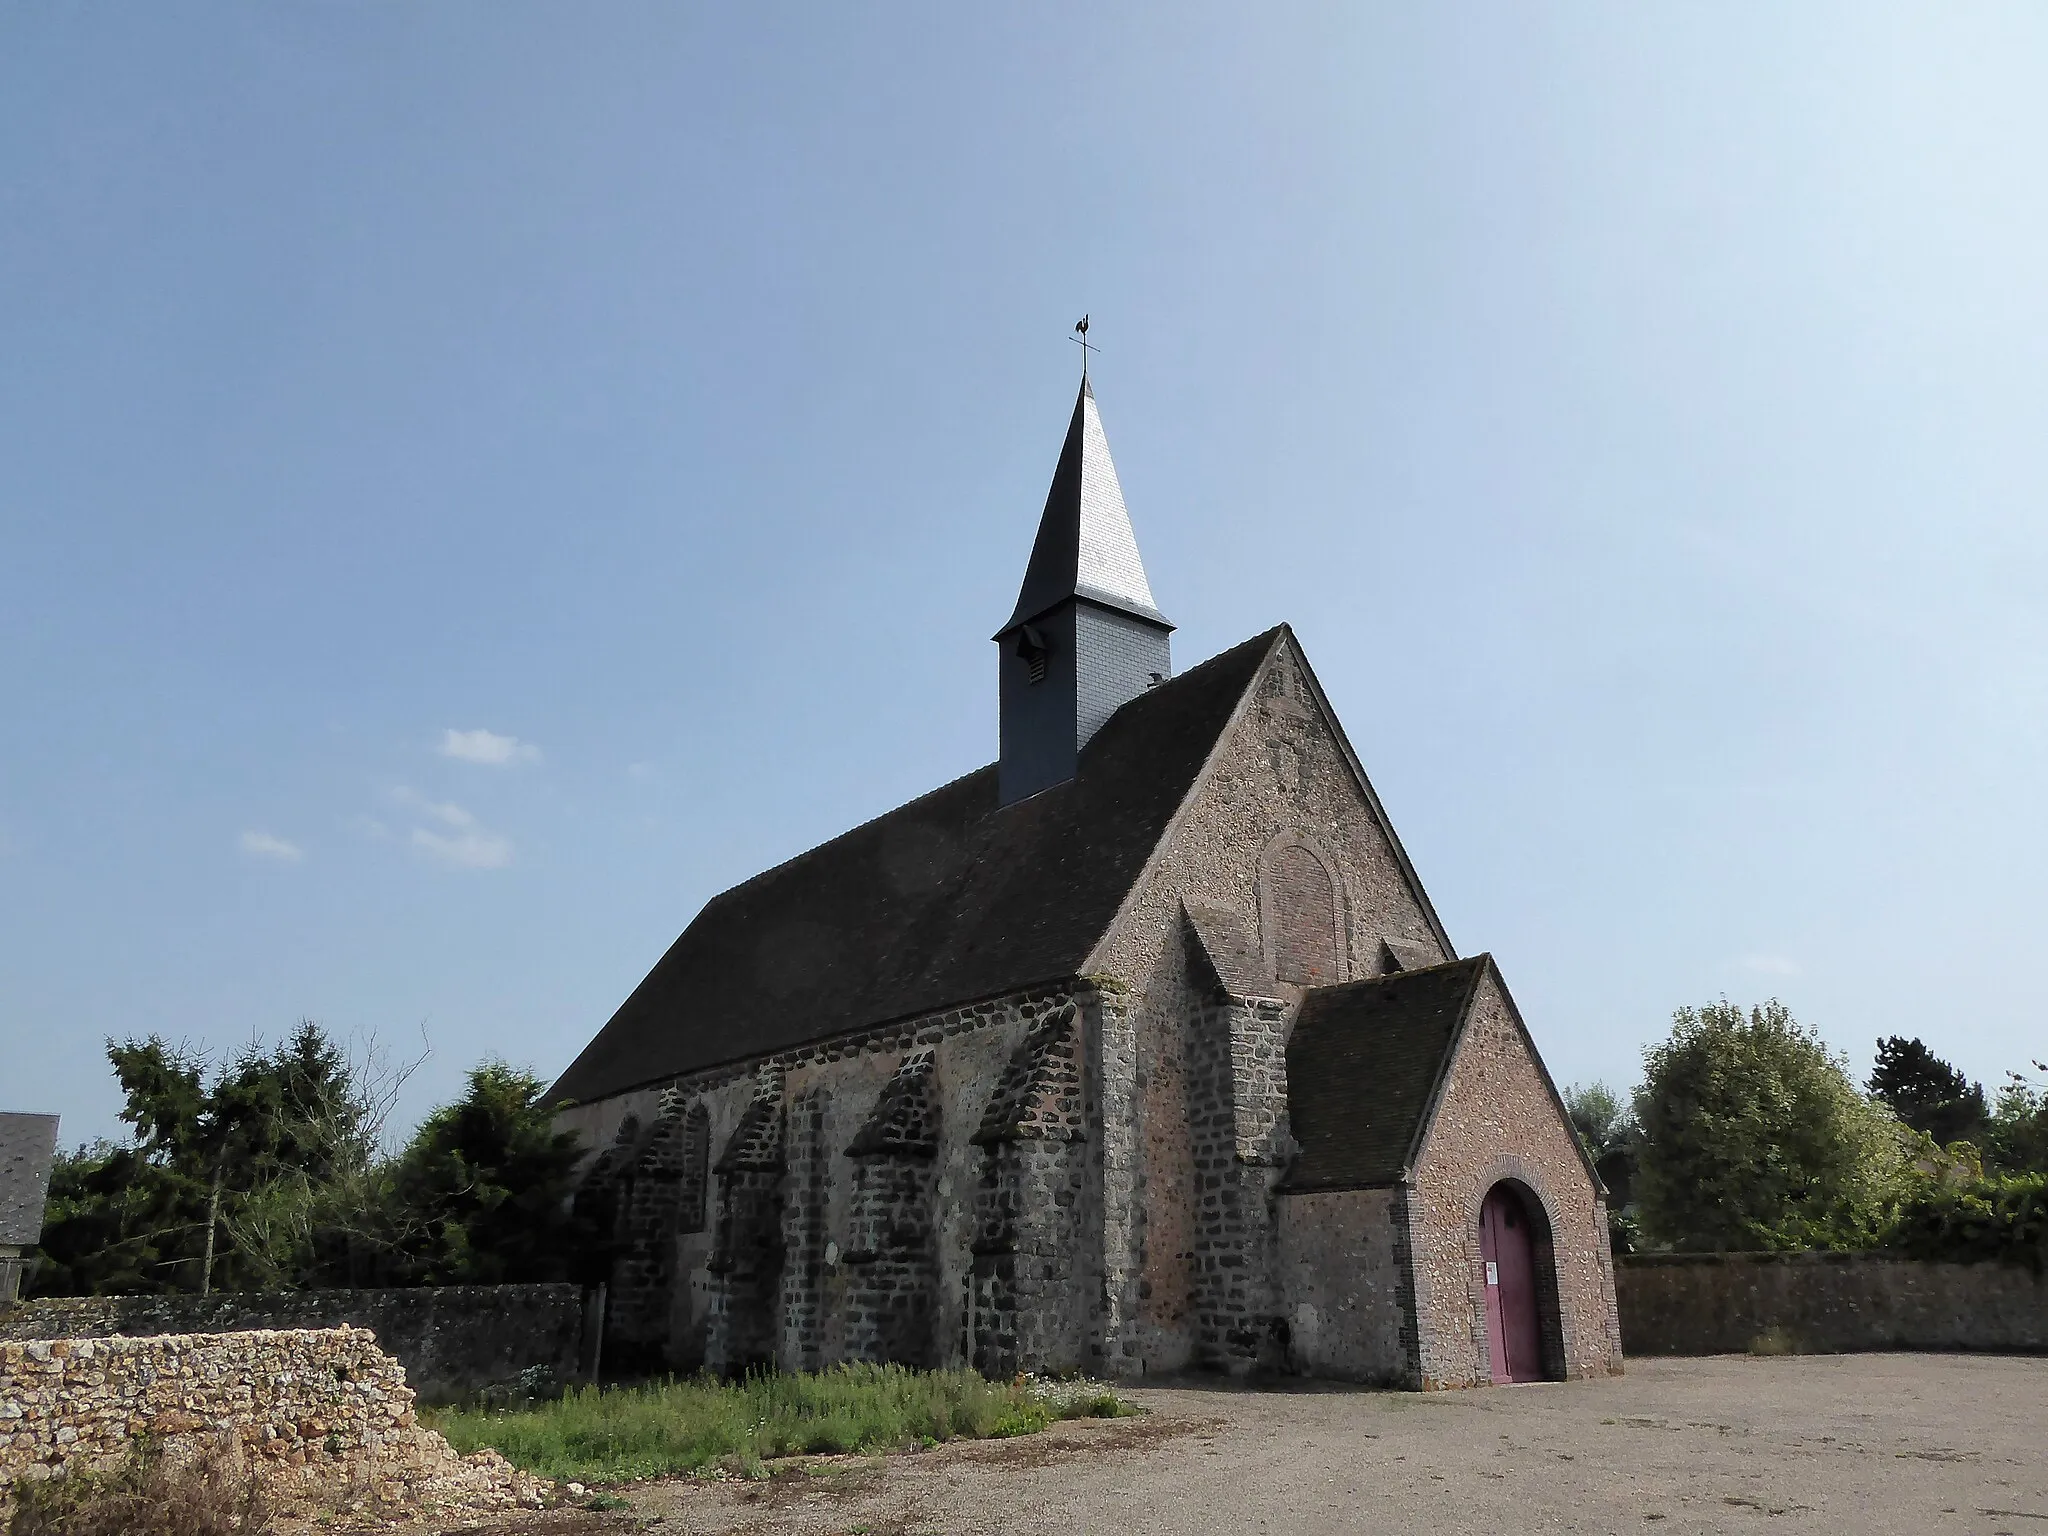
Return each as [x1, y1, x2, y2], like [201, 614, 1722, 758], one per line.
[563, 985, 1098, 1377]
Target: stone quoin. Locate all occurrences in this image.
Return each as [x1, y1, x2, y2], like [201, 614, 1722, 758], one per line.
[550, 374, 1623, 1387]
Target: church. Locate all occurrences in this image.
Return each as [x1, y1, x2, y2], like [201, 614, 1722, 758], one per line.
[550, 376, 1624, 1389]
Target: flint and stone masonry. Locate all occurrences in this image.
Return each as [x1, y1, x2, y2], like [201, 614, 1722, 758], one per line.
[550, 378, 1622, 1387]
[0, 1327, 546, 1520]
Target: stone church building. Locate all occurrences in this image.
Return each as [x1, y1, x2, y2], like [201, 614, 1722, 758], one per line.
[551, 379, 1624, 1389]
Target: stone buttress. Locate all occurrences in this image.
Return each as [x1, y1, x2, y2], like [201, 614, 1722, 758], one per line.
[705, 1067, 787, 1374]
[968, 1003, 1089, 1375]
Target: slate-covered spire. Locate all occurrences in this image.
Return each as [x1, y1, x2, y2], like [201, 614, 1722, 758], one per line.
[1001, 378, 1171, 633]
[995, 377, 1174, 806]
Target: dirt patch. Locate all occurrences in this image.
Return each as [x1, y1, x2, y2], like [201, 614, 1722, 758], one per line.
[917, 1411, 1214, 1470]
[424, 1516, 633, 1536]
[419, 1356, 2048, 1535]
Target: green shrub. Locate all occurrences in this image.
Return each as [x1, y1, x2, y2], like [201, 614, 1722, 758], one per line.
[1884, 1171, 2048, 1270]
[427, 1364, 1126, 1485]
[7, 1444, 267, 1536]
[1635, 1000, 1915, 1251]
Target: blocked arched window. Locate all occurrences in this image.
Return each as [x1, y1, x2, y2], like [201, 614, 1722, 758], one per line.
[678, 1102, 711, 1234]
[1264, 836, 1342, 986]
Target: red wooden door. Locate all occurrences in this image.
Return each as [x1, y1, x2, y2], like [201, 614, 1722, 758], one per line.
[1479, 1184, 1543, 1383]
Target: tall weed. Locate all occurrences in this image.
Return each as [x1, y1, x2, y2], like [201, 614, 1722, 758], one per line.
[7, 1443, 268, 1536]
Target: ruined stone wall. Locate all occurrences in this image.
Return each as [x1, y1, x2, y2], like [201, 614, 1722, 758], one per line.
[1274, 1189, 1413, 1383]
[1408, 969, 1623, 1387]
[0, 1285, 585, 1405]
[0, 1327, 544, 1520]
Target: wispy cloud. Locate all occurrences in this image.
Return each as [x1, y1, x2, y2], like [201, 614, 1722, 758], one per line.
[438, 728, 540, 766]
[627, 761, 657, 782]
[239, 830, 303, 862]
[410, 825, 513, 869]
[394, 786, 474, 827]
[391, 787, 512, 869]
[1739, 953, 1803, 977]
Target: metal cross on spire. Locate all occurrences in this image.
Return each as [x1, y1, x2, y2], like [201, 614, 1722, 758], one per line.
[1070, 314, 1097, 380]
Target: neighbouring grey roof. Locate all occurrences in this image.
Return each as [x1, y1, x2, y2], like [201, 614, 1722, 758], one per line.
[1281, 958, 1488, 1192]
[999, 379, 1171, 634]
[550, 628, 1283, 1106]
[0, 1113, 61, 1247]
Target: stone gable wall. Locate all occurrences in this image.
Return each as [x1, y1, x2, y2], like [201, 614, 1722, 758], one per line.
[0, 1327, 544, 1521]
[1085, 634, 1453, 1378]
[1408, 969, 1622, 1387]
[1089, 634, 1448, 998]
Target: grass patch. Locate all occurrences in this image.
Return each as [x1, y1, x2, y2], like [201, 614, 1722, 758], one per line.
[426, 1364, 1130, 1485]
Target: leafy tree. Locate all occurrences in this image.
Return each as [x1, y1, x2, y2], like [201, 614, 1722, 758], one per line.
[1564, 1080, 1638, 1214]
[32, 1024, 397, 1296]
[31, 1035, 588, 1297]
[1634, 1000, 1913, 1251]
[1869, 1036, 1987, 1148]
[33, 1041, 216, 1295]
[380, 1062, 589, 1286]
[1985, 1062, 2048, 1176]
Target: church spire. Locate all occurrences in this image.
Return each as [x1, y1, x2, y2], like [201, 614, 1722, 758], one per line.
[995, 377, 1174, 805]
[1000, 378, 1171, 634]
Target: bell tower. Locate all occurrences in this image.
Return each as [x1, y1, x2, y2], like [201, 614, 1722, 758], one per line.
[995, 378, 1173, 805]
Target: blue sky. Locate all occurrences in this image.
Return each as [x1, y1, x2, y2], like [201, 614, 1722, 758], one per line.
[4, 5, 2044, 1146]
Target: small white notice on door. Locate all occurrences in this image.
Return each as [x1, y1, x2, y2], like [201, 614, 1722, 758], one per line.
[1485, 1261, 1499, 1286]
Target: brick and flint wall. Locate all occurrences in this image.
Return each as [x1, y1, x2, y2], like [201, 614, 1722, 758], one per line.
[1407, 969, 1624, 1388]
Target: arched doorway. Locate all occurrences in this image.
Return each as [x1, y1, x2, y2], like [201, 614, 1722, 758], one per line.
[1479, 1182, 1549, 1383]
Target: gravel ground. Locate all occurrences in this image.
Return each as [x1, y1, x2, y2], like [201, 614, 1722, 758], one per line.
[436, 1353, 2048, 1536]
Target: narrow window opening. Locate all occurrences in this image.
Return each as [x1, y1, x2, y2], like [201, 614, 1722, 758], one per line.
[1014, 624, 1049, 684]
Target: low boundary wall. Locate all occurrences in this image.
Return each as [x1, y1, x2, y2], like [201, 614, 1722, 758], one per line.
[0, 1326, 546, 1520]
[0, 1284, 585, 1402]
[1617, 1252, 2048, 1356]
